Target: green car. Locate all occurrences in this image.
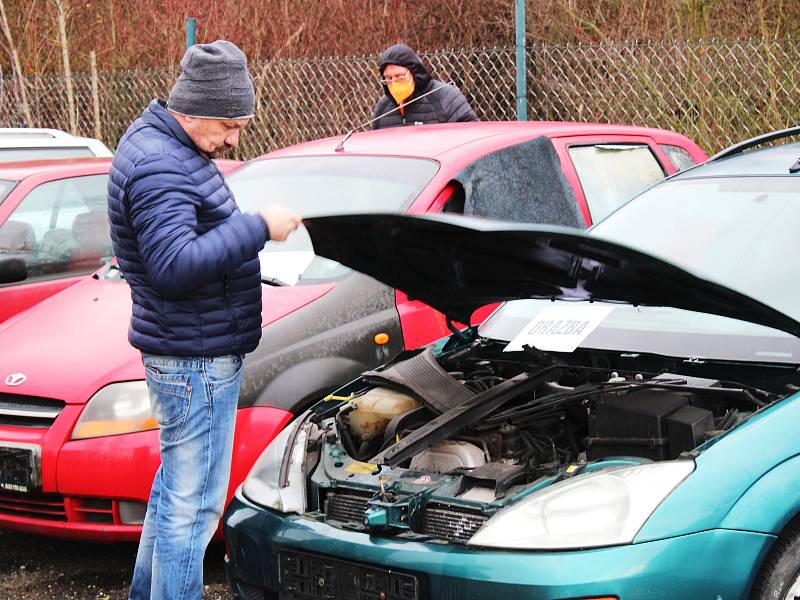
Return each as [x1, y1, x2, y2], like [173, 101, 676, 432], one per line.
[223, 128, 800, 600]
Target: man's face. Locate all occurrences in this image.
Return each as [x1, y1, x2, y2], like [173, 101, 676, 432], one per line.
[382, 64, 412, 84]
[183, 117, 250, 158]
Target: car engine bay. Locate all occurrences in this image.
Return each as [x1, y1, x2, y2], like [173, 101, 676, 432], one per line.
[296, 338, 788, 544]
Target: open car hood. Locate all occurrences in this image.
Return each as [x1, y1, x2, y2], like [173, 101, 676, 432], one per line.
[304, 213, 800, 340]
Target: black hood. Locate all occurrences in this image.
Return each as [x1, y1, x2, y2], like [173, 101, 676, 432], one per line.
[304, 213, 800, 339]
[379, 44, 433, 101]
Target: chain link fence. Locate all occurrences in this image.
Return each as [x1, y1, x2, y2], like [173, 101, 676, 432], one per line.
[1, 39, 798, 157]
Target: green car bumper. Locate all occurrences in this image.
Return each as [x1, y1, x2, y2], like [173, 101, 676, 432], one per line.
[224, 490, 775, 600]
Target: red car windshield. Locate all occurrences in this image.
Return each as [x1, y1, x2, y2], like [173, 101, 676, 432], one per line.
[228, 156, 439, 284]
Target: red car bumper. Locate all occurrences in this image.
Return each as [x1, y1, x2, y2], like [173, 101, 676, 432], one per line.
[0, 405, 292, 542]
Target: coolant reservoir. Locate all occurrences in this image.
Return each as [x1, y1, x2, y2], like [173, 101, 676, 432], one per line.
[349, 387, 420, 440]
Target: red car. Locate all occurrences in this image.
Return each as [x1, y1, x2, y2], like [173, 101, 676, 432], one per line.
[0, 122, 705, 541]
[0, 158, 242, 323]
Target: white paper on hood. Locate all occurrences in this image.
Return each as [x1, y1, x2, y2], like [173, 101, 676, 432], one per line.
[503, 304, 615, 353]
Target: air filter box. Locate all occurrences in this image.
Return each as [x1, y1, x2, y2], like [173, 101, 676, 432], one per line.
[587, 388, 713, 460]
[666, 405, 715, 455]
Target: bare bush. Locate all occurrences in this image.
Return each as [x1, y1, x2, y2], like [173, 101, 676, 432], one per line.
[3, 0, 799, 73]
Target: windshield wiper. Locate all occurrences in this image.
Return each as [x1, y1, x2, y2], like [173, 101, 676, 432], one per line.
[94, 262, 122, 280]
[261, 275, 289, 287]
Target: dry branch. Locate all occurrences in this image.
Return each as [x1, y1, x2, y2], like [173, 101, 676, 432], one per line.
[0, 0, 32, 126]
[90, 49, 100, 140]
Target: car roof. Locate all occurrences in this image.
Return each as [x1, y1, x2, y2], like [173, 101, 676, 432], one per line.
[259, 121, 694, 160]
[0, 134, 113, 157]
[0, 137, 105, 148]
[675, 140, 800, 178]
[0, 157, 238, 181]
[0, 157, 112, 180]
[0, 128, 75, 139]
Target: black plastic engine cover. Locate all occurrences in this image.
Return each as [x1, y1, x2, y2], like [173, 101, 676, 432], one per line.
[666, 405, 716, 455]
[586, 388, 712, 460]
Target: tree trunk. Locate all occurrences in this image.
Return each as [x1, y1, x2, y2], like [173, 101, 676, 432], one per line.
[54, 0, 77, 135]
[0, 0, 33, 127]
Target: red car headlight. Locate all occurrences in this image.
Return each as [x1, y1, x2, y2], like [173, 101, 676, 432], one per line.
[71, 381, 157, 440]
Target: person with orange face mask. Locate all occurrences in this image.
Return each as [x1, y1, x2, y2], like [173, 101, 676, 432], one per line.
[372, 44, 478, 129]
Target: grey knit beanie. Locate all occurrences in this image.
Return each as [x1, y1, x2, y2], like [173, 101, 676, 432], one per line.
[167, 40, 255, 119]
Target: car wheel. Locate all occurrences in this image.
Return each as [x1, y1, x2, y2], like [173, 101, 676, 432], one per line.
[751, 521, 800, 600]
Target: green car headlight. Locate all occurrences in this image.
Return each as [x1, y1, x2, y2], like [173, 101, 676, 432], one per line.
[71, 381, 157, 440]
[468, 460, 695, 550]
[241, 415, 311, 514]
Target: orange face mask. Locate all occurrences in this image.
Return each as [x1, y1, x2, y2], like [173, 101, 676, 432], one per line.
[388, 78, 415, 105]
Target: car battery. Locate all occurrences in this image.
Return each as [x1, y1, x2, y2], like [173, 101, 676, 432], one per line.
[587, 388, 713, 460]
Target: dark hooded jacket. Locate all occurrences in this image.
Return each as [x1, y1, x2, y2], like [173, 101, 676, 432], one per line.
[372, 44, 478, 130]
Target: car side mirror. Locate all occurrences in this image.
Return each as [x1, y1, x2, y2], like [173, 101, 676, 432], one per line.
[0, 258, 27, 284]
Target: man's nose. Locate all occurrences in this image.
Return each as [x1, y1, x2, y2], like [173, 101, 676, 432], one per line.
[225, 130, 240, 148]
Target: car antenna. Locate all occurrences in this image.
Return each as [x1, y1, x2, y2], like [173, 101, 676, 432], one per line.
[790, 158, 800, 174]
[334, 82, 457, 152]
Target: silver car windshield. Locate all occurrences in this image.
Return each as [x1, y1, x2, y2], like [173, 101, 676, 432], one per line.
[480, 300, 799, 364]
[228, 156, 439, 284]
[481, 176, 800, 364]
[592, 176, 799, 321]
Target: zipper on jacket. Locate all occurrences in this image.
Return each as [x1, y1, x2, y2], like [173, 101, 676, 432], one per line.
[223, 273, 239, 333]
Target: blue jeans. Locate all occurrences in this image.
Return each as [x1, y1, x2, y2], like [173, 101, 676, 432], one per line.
[129, 354, 244, 600]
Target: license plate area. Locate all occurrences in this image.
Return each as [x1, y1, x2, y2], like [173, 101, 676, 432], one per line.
[279, 549, 419, 600]
[0, 443, 41, 493]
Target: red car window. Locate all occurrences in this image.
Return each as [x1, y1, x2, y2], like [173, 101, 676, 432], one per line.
[0, 174, 111, 282]
[660, 143, 698, 172]
[568, 143, 665, 222]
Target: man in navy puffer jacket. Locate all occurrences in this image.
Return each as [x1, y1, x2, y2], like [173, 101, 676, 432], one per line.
[107, 40, 300, 600]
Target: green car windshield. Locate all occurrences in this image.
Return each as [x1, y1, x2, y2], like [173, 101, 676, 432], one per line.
[228, 156, 439, 284]
[481, 176, 800, 364]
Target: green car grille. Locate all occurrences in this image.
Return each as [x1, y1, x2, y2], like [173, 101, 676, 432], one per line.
[323, 489, 488, 544]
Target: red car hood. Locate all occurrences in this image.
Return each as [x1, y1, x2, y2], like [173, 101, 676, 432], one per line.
[0, 275, 333, 404]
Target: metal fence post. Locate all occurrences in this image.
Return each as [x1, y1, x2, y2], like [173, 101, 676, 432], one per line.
[186, 18, 196, 50]
[515, 0, 527, 121]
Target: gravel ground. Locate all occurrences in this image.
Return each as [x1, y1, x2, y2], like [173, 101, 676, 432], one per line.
[0, 529, 235, 600]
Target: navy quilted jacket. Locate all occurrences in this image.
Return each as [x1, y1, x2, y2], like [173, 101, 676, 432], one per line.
[107, 100, 268, 357]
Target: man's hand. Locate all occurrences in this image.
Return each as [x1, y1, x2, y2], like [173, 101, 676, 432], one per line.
[259, 204, 302, 241]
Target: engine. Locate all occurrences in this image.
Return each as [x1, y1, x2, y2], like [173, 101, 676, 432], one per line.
[335, 342, 773, 495]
